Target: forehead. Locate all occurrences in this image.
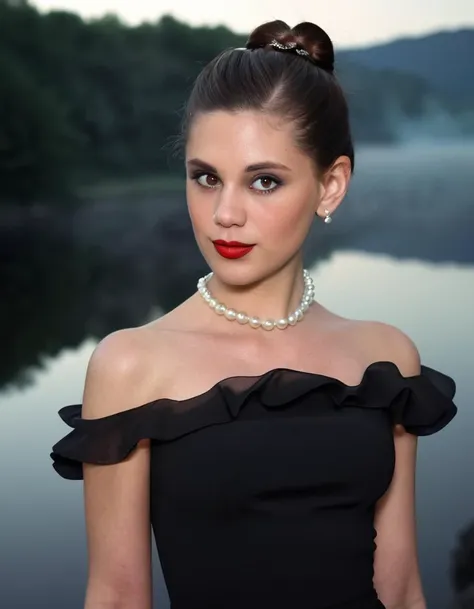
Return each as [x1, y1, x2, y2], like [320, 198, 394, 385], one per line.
[186, 110, 308, 168]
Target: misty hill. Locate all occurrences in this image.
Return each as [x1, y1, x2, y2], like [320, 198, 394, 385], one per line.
[342, 29, 474, 100]
[1, 4, 473, 204]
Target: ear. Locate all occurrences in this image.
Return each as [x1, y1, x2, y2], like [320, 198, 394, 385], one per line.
[315, 156, 352, 219]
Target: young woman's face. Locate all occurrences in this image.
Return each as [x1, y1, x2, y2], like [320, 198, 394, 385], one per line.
[185, 110, 322, 285]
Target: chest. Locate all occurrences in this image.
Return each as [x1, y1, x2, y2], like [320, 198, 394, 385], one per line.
[161, 334, 367, 403]
[150, 394, 395, 516]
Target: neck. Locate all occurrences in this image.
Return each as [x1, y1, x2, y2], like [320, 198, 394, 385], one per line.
[203, 261, 310, 327]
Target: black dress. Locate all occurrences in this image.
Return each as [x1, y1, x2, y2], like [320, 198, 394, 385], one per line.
[51, 361, 457, 609]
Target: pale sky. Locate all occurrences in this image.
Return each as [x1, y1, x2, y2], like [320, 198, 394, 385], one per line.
[33, 0, 474, 48]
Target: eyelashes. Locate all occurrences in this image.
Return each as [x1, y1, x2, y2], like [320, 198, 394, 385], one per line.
[189, 171, 283, 195]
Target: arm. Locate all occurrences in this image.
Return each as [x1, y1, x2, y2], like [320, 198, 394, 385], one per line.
[368, 325, 426, 609]
[373, 429, 425, 609]
[81, 331, 154, 609]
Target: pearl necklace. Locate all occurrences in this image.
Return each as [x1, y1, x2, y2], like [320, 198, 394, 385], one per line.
[197, 269, 315, 331]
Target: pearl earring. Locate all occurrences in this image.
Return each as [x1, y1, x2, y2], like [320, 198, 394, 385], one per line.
[324, 209, 332, 224]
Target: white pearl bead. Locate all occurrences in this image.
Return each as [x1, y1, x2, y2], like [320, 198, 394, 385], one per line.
[224, 308, 237, 321]
[197, 270, 313, 331]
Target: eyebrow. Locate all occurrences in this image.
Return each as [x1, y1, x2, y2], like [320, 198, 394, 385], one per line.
[186, 158, 291, 173]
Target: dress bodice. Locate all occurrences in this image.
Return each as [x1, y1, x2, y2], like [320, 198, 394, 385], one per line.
[51, 362, 457, 609]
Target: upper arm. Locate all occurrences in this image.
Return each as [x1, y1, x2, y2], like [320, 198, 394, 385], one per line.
[365, 322, 426, 608]
[81, 330, 154, 609]
[373, 429, 423, 608]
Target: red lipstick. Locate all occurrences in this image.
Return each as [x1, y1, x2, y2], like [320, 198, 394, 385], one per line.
[212, 240, 255, 259]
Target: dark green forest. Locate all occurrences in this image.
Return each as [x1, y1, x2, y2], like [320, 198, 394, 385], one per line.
[1, 0, 472, 204]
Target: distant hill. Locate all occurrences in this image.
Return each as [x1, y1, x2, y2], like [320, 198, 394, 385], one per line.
[1, 4, 472, 203]
[341, 29, 474, 99]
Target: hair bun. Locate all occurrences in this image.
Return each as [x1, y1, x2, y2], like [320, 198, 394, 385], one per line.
[245, 20, 335, 73]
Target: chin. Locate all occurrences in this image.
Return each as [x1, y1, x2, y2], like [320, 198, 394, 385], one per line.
[209, 257, 290, 290]
[200, 253, 255, 284]
[210, 265, 259, 287]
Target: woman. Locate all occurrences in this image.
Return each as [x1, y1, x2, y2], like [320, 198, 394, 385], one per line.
[51, 19, 457, 609]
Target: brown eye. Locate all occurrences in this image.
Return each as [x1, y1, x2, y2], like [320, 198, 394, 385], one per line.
[196, 173, 219, 188]
[252, 176, 280, 193]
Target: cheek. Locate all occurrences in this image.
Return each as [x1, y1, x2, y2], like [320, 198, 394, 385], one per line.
[260, 193, 314, 243]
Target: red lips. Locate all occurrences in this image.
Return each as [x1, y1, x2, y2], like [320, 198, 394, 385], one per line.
[212, 240, 255, 259]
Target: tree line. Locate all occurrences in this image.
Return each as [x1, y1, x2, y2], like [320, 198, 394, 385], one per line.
[0, 1, 468, 204]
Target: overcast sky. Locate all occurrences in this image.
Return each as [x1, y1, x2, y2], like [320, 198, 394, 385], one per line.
[32, 0, 474, 48]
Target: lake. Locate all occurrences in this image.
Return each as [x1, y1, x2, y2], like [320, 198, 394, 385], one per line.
[1, 142, 473, 609]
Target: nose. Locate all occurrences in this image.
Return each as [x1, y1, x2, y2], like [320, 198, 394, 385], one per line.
[213, 186, 246, 228]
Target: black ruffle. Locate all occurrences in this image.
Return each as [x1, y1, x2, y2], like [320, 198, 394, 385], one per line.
[50, 361, 457, 480]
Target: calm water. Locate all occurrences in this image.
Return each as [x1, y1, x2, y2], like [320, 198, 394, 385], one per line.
[1, 142, 473, 609]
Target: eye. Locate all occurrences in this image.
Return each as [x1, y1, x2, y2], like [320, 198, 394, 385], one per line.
[193, 173, 220, 189]
[252, 175, 281, 194]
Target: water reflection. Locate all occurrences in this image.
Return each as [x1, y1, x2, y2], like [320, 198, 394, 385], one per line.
[1, 143, 473, 609]
[3, 144, 474, 392]
[451, 521, 474, 608]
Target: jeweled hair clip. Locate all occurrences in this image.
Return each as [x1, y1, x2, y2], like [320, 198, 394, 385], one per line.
[270, 39, 310, 57]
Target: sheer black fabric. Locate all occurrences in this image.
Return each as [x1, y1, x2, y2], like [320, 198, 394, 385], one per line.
[51, 362, 457, 609]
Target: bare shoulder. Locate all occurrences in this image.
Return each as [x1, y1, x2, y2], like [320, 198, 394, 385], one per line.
[82, 325, 173, 419]
[349, 319, 421, 377]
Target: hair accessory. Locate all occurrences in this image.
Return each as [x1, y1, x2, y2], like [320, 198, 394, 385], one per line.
[324, 209, 332, 224]
[270, 39, 310, 57]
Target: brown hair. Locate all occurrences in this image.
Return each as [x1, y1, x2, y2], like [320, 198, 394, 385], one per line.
[179, 20, 354, 172]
